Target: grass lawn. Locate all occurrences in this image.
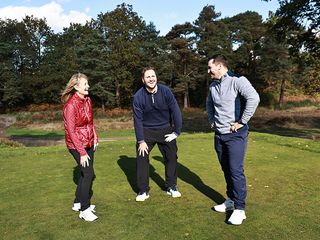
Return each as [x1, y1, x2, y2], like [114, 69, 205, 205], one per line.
[0, 132, 319, 240]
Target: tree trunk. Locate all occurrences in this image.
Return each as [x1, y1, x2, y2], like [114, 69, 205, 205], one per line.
[183, 89, 189, 108]
[101, 101, 105, 112]
[278, 79, 286, 109]
[116, 84, 120, 107]
[183, 64, 189, 108]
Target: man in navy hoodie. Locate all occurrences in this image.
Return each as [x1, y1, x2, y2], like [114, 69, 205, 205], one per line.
[133, 67, 182, 202]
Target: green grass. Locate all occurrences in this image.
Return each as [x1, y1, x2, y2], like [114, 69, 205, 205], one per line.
[1, 132, 319, 240]
[282, 100, 320, 110]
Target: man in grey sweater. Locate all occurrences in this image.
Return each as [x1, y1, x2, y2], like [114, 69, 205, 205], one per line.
[206, 54, 260, 225]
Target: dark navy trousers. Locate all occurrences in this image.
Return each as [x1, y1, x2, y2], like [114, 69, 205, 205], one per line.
[214, 125, 248, 210]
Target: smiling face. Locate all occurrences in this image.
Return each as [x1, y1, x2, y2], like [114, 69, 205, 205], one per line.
[74, 77, 90, 98]
[208, 59, 222, 80]
[142, 69, 157, 92]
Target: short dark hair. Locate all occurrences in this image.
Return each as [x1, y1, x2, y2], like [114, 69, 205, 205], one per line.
[207, 54, 228, 67]
[142, 67, 155, 78]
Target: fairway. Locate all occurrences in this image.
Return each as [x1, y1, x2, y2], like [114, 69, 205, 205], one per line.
[1, 132, 319, 240]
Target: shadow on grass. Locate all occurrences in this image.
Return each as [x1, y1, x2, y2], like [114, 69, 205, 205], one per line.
[117, 155, 166, 194]
[153, 156, 225, 204]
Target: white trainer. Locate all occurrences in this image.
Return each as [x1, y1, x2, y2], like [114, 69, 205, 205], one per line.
[135, 192, 149, 202]
[166, 186, 182, 198]
[79, 208, 98, 222]
[228, 209, 247, 225]
[72, 203, 96, 212]
[213, 199, 234, 213]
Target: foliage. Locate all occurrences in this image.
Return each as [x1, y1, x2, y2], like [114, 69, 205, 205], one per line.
[0, 138, 24, 148]
[166, 22, 201, 108]
[95, 3, 159, 107]
[299, 53, 320, 95]
[0, 2, 319, 111]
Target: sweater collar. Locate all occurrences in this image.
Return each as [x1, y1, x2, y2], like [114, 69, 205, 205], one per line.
[220, 72, 230, 82]
[144, 84, 158, 94]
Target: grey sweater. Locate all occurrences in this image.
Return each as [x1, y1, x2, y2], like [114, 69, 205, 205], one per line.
[206, 72, 260, 134]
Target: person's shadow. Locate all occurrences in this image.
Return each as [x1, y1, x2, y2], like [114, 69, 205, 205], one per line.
[116, 154, 225, 205]
[153, 156, 225, 205]
[117, 155, 166, 193]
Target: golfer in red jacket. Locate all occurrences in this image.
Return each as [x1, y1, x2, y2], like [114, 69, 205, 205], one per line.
[61, 73, 98, 222]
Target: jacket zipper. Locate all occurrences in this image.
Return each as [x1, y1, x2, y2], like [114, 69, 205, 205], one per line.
[151, 94, 155, 104]
[84, 101, 90, 140]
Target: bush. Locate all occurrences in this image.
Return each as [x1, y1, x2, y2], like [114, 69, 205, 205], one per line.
[0, 138, 24, 148]
[258, 91, 277, 109]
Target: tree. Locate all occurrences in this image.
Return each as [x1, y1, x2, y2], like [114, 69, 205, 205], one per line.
[96, 3, 147, 107]
[225, 11, 266, 81]
[193, 5, 233, 107]
[0, 19, 23, 107]
[0, 17, 54, 107]
[19, 16, 54, 103]
[256, 13, 297, 109]
[194, 5, 232, 58]
[300, 53, 320, 95]
[35, 23, 81, 104]
[266, 0, 320, 97]
[166, 22, 200, 108]
[70, 22, 115, 109]
[264, 0, 320, 53]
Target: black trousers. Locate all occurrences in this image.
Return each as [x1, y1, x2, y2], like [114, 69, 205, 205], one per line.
[69, 146, 94, 211]
[136, 127, 178, 193]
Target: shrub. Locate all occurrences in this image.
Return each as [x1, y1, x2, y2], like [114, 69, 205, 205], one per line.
[0, 138, 24, 148]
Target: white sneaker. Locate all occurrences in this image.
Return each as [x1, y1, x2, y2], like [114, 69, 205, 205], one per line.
[79, 208, 98, 222]
[166, 186, 182, 198]
[228, 209, 247, 225]
[135, 192, 149, 202]
[72, 203, 96, 212]
[213, 199, 234, 213]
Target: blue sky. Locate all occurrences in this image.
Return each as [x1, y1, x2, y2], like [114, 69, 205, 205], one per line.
[0, 0, 279, 35]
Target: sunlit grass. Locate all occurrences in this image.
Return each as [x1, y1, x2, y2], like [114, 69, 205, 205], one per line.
[1, 132, 319, 240]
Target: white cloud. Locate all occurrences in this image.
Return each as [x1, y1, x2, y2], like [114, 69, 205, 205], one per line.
[0, 1, 92, 33]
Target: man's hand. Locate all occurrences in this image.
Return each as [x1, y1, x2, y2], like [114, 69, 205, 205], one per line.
[138, 142, 149, 157]
[164, 133, 177, 142]
[80, 154, 90, 167]
[230, 122, 244, 132]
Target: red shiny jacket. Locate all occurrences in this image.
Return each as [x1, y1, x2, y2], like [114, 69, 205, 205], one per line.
[63, 93, 98, 156]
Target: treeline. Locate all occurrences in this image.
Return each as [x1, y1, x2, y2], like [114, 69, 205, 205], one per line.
[0, 1, 319, 110]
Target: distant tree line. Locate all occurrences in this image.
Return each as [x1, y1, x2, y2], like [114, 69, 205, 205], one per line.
[0, 0, 319, 111]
